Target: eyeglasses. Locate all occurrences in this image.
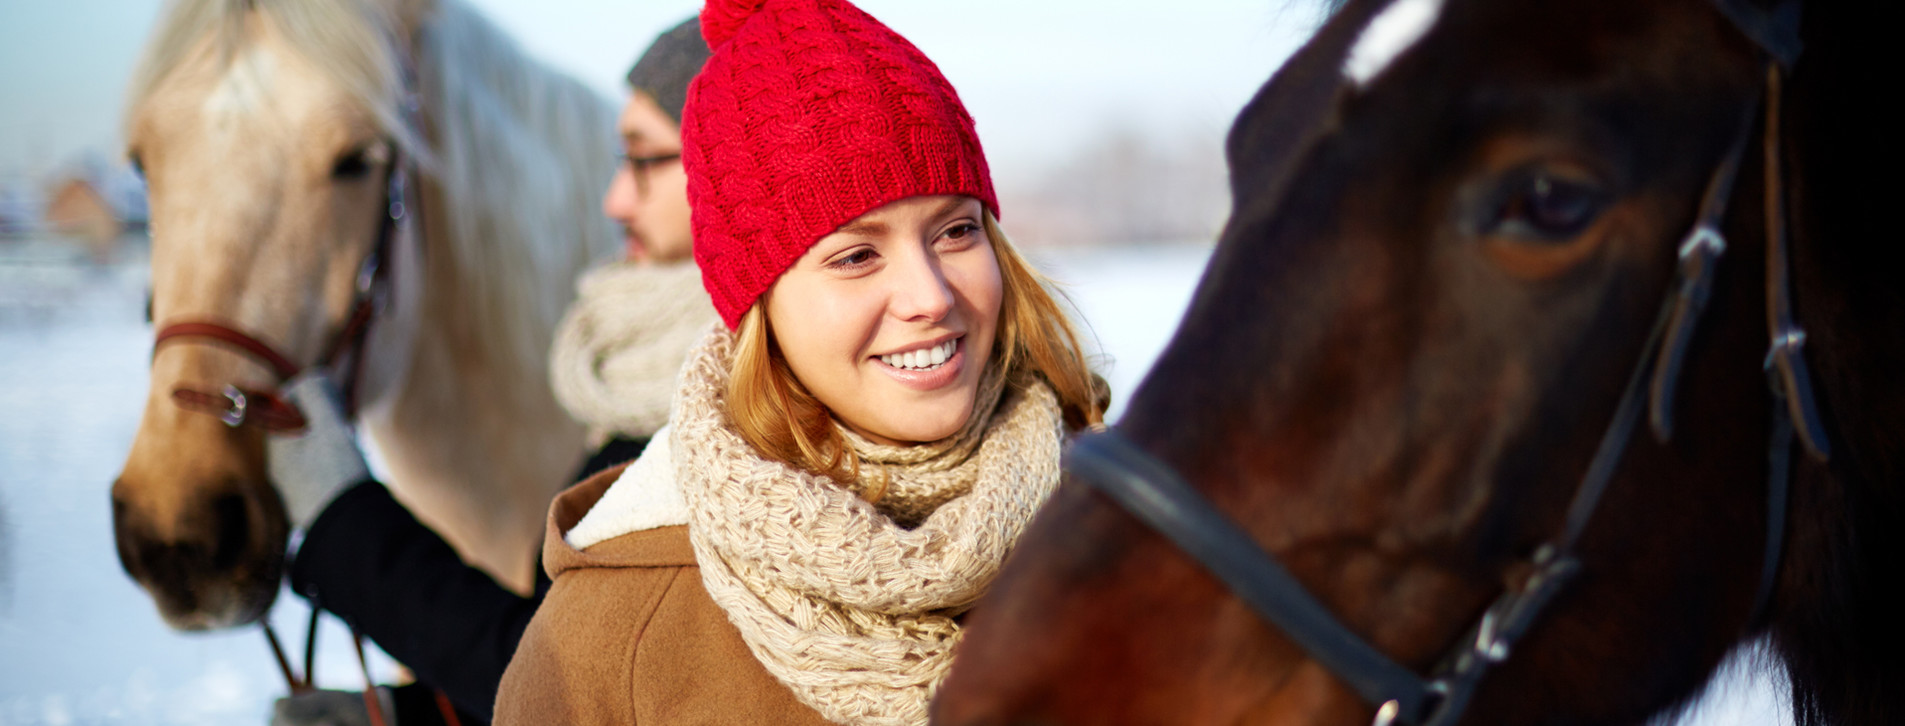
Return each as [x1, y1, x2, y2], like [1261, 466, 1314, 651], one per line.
[620, 152, 682, 197]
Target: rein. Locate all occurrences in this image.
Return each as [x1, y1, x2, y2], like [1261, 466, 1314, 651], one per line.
[1066, 2, 1824, 725]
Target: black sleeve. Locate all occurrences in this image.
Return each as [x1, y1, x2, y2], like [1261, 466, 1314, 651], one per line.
[289, 480, 540, 723]
[287, 436, 651, 723]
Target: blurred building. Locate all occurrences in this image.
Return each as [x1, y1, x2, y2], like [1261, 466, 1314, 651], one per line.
[39, 156, 148, 249]
[1000, 125, 1230, 248]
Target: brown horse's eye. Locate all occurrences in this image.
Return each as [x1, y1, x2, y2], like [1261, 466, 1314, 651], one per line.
[1492, 172, 1606, 242]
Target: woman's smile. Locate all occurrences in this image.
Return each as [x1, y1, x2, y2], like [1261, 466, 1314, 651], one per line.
[871, 335, 964, 390]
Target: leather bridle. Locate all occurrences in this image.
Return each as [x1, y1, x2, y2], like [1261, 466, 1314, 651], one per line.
[1065, 2, 1825, 724]
[148, 155, 413, 434]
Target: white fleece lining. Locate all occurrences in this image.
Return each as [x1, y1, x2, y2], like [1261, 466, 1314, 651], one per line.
[565, 424, 689, 549]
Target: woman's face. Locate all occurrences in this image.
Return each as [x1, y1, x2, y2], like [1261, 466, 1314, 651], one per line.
[765, 195, 1003, 446]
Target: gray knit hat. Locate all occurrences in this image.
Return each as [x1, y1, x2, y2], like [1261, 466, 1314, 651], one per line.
[626, 17, 711, 124]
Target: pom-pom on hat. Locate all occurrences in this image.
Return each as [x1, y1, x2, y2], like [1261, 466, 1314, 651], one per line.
[684, 0, 999, 329]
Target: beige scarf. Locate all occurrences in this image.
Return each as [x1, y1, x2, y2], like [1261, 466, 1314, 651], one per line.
[671, 328, 1065, 726]
[548, 261, 717, 443]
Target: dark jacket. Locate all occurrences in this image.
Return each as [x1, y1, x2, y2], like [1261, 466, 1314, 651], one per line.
[288, 437, 649, 723]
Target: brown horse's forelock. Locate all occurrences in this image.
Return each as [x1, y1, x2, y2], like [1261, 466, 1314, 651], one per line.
[942, 0, 1903, 724]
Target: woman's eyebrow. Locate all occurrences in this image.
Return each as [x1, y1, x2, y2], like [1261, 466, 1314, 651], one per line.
[931, 197, 970, 221]
[835, 199, 973, 238]
[836, 219, 890, 237]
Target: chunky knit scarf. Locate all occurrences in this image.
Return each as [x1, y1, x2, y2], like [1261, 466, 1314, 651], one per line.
[548, 262, 717, 443]
[671, 328, 1065, 726]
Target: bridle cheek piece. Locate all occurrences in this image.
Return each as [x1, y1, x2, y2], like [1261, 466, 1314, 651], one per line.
[1066, 2, 1822, 725]
[149, 157, 412, 434]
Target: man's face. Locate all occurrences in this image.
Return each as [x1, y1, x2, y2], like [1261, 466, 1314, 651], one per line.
[602, 91, 692, 264]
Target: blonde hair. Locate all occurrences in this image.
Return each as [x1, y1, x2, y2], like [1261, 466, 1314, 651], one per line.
[726, 212, 1106, 484]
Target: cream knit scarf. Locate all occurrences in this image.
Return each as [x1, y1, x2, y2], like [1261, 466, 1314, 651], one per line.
[671, 328, 1065, 726]
[548, 261, 718, 443]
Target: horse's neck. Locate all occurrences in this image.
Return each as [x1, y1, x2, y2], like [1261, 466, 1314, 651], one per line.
[1771, 2, 1905, 721]
[357, 0, 613, 592]
[355, 174, 575, 594]
[1789, 0, 1905, 490]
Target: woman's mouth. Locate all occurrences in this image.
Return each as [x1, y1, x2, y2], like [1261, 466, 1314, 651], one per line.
[872, 337, 964, 391]
[877, 338, 957, 371]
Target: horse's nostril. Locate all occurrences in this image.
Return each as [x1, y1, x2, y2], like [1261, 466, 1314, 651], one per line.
[209, 493, 250, 571]
[110, 492, 141, 578]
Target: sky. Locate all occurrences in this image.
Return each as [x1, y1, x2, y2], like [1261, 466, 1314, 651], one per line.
[0, 0, 1327, 183]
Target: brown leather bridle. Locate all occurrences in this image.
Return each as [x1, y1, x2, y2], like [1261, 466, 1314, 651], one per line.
[149, 157, 411, 434]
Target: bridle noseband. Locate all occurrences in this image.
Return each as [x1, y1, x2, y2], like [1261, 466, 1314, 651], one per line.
[1066, 2, 1823, 725]
[149, 156, 413, 433]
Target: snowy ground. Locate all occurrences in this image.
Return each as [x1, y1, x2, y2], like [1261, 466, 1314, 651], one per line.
[0, 238, 1787, 724]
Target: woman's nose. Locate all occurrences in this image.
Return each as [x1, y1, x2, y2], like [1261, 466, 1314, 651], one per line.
[888, 251, 955, 323]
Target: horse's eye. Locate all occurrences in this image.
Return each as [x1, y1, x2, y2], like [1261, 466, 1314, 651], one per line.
[128, 153, 145, 180]
[332, 149, 374, 180]
[1492, 173, 1605, 241]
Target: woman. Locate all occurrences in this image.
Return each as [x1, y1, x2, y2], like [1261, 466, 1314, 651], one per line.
[492, 0, 1104, 723]
[270, 18, 715, 725]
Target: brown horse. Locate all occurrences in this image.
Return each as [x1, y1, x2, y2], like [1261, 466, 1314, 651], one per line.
[936, 0, 1902, 724]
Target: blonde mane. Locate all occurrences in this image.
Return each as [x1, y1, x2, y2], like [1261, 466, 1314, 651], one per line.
[125, 0, 617, 415]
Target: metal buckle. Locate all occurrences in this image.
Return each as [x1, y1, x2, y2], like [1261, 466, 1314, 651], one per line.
[1677, 223, 1726, 259]
[386, 165, 408, 223]
[1763, 328, 1806, 370]
[1473, 610, 1511, 664]
[218, 384, 248, 428]
[1371, 699, 1402, 726]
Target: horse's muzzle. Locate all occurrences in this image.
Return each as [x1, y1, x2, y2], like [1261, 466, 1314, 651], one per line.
[110, 479, 286, 631]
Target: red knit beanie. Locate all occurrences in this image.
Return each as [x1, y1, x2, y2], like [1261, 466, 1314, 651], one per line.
[684, 0, 1000, 330]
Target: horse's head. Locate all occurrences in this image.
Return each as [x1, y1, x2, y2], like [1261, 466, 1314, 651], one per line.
[941, 0, 1807, 722]
[113, 0, 427, 630]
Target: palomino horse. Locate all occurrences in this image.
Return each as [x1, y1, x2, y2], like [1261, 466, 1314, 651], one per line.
[114, 0, 616, 630]
[939, 0, 1900, 724]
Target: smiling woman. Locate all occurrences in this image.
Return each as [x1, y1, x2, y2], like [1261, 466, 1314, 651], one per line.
[491, 0, 1104, 722]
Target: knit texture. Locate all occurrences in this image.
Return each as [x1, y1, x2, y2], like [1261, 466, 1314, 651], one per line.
[547, 262, 718, 445]
[684, 0, 999, 329]
[670, 328, 1062, 725]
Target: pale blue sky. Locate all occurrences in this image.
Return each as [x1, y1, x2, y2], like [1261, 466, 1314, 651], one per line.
[0, 0, 1324, 182]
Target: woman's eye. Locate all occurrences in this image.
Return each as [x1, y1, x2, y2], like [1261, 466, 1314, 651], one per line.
[830, 249, 877, 269]
[939, 222, 981, 246]
[1491, 173, 1606, 241]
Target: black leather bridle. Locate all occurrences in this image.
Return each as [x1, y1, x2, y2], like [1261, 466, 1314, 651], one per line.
[1065, 2, 1826, 724]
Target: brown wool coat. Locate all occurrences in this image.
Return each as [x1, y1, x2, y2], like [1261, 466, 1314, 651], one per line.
[493, 465, 833, 725]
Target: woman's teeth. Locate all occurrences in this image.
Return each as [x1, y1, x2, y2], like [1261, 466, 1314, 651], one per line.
[880, 339, 957, 371]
